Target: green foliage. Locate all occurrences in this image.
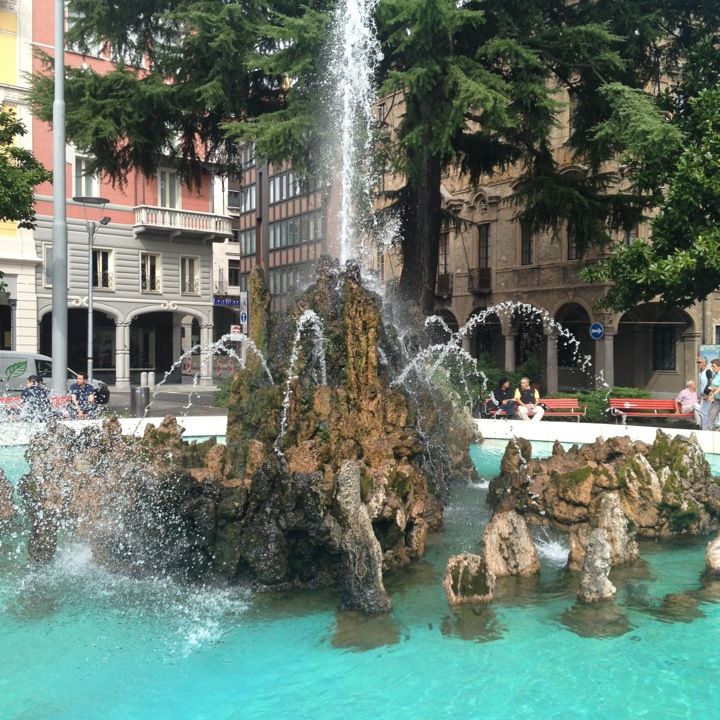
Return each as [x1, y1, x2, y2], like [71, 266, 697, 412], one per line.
[213, 376, 234, 408]
[0, 109, 51, 229]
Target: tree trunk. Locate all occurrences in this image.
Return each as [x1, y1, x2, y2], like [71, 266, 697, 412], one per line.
[398, 149, 443, 316]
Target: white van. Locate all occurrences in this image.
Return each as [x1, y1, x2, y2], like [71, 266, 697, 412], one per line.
[0, 351, 110, 403]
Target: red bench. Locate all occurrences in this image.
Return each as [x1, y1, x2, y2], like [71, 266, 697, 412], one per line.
[483, 397, 586, 422]
[538, 398, 586, 422]
[608, 398, 693, 424]
[0, 395, 73, 414]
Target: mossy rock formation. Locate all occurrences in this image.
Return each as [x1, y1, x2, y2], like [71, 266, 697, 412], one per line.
[18, 261, 475, 614]
[488, 432, 720, 540]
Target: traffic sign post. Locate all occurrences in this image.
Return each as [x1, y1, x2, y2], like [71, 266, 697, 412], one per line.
[589, 322, 605, 341]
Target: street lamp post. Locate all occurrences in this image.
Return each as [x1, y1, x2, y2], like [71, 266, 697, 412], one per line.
[73, 196, 110, 384]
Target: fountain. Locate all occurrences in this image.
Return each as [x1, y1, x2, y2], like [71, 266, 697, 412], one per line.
[3, 2, 720, 717]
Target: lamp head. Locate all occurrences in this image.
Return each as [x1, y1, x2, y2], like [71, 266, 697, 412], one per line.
[99, 216, 111, 226]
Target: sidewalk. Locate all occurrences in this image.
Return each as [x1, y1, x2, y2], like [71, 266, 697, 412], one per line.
[104, 383, 228, 418]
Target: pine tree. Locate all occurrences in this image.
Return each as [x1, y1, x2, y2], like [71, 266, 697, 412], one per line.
[31, 0, 720, 312]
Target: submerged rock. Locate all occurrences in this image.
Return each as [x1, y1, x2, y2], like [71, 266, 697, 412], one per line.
[443, 553, 495, 606]
[577, 529, 616, 603]
[482, 510, 540, 578]
[561, 602, 634, 638]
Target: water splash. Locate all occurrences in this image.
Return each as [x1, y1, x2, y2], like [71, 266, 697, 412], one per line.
[329, 0, 382, 266]
[274, 310, 328, 458]
[135, 334, 274, 429]
[535, 529, 570, 567]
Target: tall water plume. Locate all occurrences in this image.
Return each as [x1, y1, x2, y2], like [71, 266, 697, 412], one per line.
[328, 0, 382, 267]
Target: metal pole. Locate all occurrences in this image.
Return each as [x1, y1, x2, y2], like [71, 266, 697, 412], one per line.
[51, 0, 68, 395]
[87, 221, 96, 383]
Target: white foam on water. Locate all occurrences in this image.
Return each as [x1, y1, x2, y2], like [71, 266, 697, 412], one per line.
[535, 536, 570, 567]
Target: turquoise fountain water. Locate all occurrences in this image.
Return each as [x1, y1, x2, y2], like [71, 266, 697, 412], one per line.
[1, 442, 719, 720]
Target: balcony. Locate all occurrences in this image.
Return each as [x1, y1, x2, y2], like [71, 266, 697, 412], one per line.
[468, 267, 492, 295]
[435, 273, 453, 299]
[134, 206, 233, 241]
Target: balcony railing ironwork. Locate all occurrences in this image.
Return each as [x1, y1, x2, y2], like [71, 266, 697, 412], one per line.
[134, 206, 233, 238]
[468, 267, 492, 295]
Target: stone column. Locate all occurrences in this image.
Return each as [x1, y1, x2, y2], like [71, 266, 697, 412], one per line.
[682, 331, 701, 381]
[181, 319, 194, 353]
[597, 331, 615, 389]
[115, 322, 131, 390]
[501, 319, 517, 373]
[200, 323, 214, 386]
[461, 333, 472, 356]
[544, 327, 558, 394]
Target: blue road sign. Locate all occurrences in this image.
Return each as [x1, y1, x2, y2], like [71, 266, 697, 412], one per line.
[589, 322, 605, 340]
[240, 311, 248, 324]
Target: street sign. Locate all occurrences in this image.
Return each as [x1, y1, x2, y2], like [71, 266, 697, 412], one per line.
[230, 324, 241, 335]
[239, 311, 248, 324]
[589, 322, 605, 341]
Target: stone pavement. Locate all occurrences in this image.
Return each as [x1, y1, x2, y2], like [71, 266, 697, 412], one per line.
[103, 382, 228, 418]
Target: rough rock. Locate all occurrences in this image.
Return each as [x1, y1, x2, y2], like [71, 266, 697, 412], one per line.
[482, 510, 540, 577]
[0, 469, 14, 527]
[443, 553, 495, 606]
[568, 492, 639, 571]
[488, 430, 719, 539]
[335, 462, 392, 614]
[577, 529, 616, 603]
[706, 534, 720, 577]
[17, 262, 470, 614]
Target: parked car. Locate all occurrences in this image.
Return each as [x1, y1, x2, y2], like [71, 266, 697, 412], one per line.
[0, 351, 110, 404]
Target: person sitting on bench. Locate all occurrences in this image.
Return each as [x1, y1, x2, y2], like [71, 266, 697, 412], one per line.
[514, 377, 545, 422]
[488, 377, 517, 418]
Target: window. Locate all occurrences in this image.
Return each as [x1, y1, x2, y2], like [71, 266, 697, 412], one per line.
[269, 171, 302, 204]
[74, 157, 99, 198]
[43, 244, 53, 287]
[268, 212, 323, 250]
[376, 102, 386, 124]
[240, 143, 256, 169]
[228, 190, 241, 210]
[234, 228, 256, 256]
[66, 8, 104, 56]
[141, 252, 160, 292]
[240, 185, 256, 214]
[438, 225, 449, 275]
[623, 227, 637, 246]
[478, 223, 490, 268]
[520, 220, 533, 265]
[567, 222, 581, 260]
[652, 326, 676, 371]
[180, 256, 200, 294]
[159, 169, 179, 208]
[228, 260, 241, 287]
[268, 264, 312, 295]
[93, 249, 113, 289]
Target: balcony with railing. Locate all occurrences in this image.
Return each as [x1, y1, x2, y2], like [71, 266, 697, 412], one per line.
[468, 267, 492, 295]
[134, 206, 233, 240]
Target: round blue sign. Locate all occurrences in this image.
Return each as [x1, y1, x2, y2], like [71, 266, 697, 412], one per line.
[240, 311, 248, 324]
[589, 322, 605, 340]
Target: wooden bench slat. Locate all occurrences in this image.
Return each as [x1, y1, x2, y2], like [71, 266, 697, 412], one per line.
[608, 398, 694, 421]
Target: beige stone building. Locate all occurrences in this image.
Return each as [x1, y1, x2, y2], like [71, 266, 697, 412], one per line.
[375, 93, 716, 396]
